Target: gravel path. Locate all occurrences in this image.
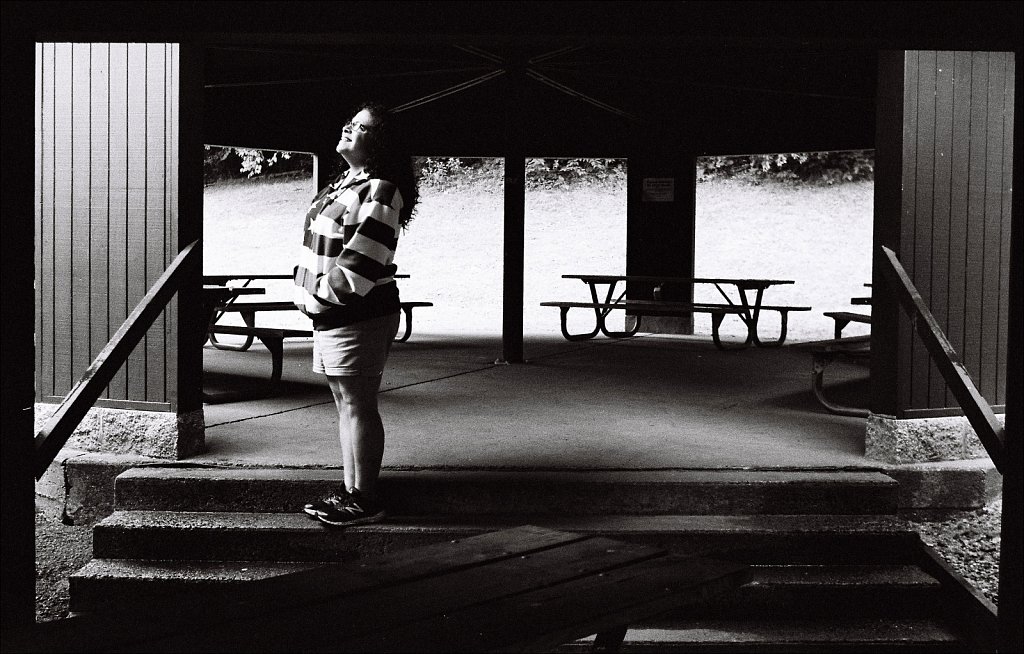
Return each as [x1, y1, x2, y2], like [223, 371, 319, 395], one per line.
[34, 499, 1002, 622]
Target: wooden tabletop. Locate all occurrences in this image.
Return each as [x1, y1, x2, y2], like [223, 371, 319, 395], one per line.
[564, 274, 795, 287]
[106, 525, 749, 653]
[204, 273, 410, 284]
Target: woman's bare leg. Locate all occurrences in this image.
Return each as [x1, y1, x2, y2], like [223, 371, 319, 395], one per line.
[327, 373, 385, 494]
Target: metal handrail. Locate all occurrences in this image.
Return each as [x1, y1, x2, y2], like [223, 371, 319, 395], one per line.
[878, 246, 1007, 474]
[33, 240, 201, 480]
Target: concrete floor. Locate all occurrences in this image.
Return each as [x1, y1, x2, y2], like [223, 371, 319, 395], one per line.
[200, 331, 875, 471]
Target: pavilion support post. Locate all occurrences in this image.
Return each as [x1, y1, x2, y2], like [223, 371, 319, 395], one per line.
[501, 72, 526, 364]
[0, 24, 37, 631]
[176, 42, 206, 422]
[501, 151, 526, 363]
[998, 42, 1022, 654]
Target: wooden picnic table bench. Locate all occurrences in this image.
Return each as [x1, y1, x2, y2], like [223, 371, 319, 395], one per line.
[823, 310, 872, 339]
[821, 282, 872, 338]
[543, 274, 810, 349]
[207, 324, 313, 384]
[204, 274, 432, 348]
[47, 525, 748, 653]
[793, 334, 871, 417]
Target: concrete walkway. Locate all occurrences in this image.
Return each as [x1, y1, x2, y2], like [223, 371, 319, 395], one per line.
[200, 331, 874, 470]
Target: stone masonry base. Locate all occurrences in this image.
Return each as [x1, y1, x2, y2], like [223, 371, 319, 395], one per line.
[35, 403, 204, 459]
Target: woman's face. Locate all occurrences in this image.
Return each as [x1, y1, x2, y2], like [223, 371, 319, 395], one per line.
[336, 108, 377, 166]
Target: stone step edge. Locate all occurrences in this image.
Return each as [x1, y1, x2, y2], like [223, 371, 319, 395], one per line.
[72, 558, 939, 589]
[95, 511, 914, 535]
[566, 618, 960, 645]
[116, 467, 899, 484]
[112, 468, 901, 515]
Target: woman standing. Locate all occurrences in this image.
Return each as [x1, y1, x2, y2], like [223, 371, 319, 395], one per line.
[294, 101, 418, 527]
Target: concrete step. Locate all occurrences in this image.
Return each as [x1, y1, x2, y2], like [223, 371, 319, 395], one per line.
[90, 511, 919, 564]
[112, 467, 900, 515]
[69, 558, 321, 613]
[662, 564, 944, 620]
[561, 618, 962, 652]
[70, 557, 942, 620]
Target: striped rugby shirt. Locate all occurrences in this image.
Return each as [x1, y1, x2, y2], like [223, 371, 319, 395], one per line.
[293, 169, 403, 329]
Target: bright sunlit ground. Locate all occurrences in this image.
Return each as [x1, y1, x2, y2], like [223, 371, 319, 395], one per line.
[203, 172, 872, 342]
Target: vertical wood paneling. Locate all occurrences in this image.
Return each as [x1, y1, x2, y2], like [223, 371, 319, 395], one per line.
[146, 44, 167, 398]
[982, 53, 1007, 402]
[36, 43, 51, 397]
[165, 44, 180, 402]
[125, 43, 148, 401]
[963, 53, 989, 399]
[89, 44, 110, 396]
[931, 51, 955, 407]
[911, 50, 937, 409]
[34, 43, 42, 392]
[107, 43, 129, 399]
[52, 43, 74, 396]
[71, 43, 92, 381]
[898, 51, 919, 412]
[35, 43, 181, 409]
[895, 51, 1014, 415]
[997, 55, 1015, 404]
[948, 51, 973, 406]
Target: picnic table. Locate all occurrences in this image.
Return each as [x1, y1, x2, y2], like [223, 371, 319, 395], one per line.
[822, 283, 873, 338]
[200, 283, 264, 342]
[79, 525, 749, 653]
[204, 273, 430, 350]
[203, 275, 289, 351]
[542, 274, 810, 349]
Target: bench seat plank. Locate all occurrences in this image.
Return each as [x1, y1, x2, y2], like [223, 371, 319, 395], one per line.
[252, 525, 588, 599]
[823, 311, 872, 338]
[211, 301, 433, 345]
[315, 538, 667, 652]
[138, 528, 747, 654]
[342, 555, 749, 653]
[217, 301, 297, 312]
[540, 300, 811, 349]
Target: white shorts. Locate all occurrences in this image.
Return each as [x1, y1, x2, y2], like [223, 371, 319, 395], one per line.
[312, 312, 400, 377]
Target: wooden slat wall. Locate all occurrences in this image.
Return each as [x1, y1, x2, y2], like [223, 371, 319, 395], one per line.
[899, 51, 1014, 415]
[35, 43, 179, 409]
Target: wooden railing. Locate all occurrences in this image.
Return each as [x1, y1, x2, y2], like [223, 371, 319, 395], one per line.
[878, 246, 1007, 474]
[33, 240, 201, 480]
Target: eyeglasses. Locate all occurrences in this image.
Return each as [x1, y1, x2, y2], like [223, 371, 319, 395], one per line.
[342, 121, 375, 134]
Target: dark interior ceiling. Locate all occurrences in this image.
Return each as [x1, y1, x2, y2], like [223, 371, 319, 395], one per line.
[21, 0, 1024, 158]
[202, 38, 881, 156]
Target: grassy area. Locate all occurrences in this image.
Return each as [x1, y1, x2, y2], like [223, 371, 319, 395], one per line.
[203, 173, 873, 340]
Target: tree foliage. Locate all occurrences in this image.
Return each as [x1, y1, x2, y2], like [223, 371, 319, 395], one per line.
[697, 150, 874, 184]
[205, 146, 872, 188]
[203, 146, 314, 182]
[415, 157, 628, 192]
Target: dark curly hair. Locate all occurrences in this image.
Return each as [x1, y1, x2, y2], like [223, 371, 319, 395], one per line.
[336, 100, 419, 228]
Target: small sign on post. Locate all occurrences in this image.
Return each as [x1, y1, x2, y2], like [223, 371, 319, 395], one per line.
[642, 178, 674, 202]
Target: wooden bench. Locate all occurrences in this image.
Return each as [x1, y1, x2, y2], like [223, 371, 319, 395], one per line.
[394, 301, 433, 342]
[208, 325, 313, 384]
[823, 310, 872, 339]
[209, 300, 433, 348]
[42, 525, 748, 652]
[208, 301, 299, 351]
[540, 299, 811, 350]
[794, 334, 871, 417]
